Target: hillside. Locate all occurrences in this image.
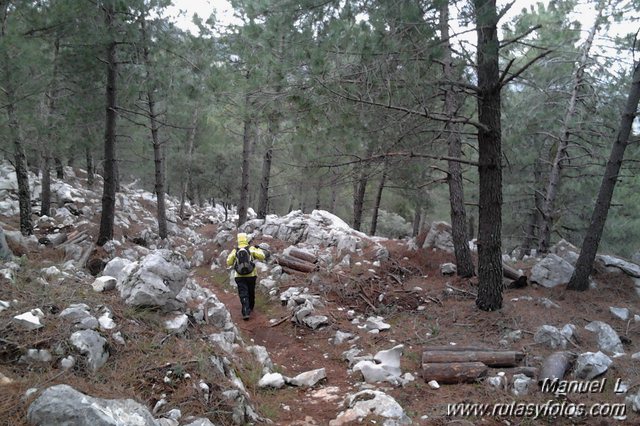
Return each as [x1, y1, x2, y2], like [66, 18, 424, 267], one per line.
[1, 166, 640, 426]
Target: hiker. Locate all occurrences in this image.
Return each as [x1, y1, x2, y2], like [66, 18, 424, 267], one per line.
[226, 232, 266, 320]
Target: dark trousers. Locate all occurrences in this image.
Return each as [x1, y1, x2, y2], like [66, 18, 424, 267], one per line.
[235, 276, 256, 310]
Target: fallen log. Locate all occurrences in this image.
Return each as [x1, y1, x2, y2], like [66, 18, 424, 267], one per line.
[503, 262, 527, 288]
[280, 266, 308, 276]
[422, 350, 524, 367]
[424, 346, 495, 352]
[538, 351, 573, 384]
[287, 247, 317, 264]
[275, 254, 317, 273]
[422, 361, 488, 384]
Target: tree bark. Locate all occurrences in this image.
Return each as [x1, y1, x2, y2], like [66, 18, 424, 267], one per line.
[140, 16, 167, 239]
[474, 0, 503, 311]
[257, 118, 276, 219]
[1, 3, 32, 236]
[86, 145, 94, 187]
[353, 144, 373, 231]
[422, 362, 488, 384]
[275, 254, 317, 273]
[520, 157, 544, 258]
[441, 2, 474, 277]
[568, 60, 640, 291]
[97, 3, 118, 246]
[41, 38, 60, 217]
[422, 350, 524, 367]
[54, 157, 64, 179]
[369, 159, 387, 236]
[179, 106, 198, 219]
[237, 91, 252, 227]
[538, 2, 604, 253]
[412, 204, 422, 237]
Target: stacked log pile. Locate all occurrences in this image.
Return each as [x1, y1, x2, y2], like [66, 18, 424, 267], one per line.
[422, 346, 526, 384]
[275, 247, 318, 275]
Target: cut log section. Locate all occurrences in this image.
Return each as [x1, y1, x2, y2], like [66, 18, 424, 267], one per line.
[422, 350, 524, 368]
[287, 247, 317, 264]
[275, 255, 317, 273]
[422, 362, 488, 384]
[538, 351, 573, 384]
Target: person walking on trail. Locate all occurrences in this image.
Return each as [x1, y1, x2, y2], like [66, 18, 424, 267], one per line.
[226, 232, 266, 320]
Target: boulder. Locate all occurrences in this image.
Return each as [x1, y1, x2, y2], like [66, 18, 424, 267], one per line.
[286, 368, 326, 387]
[530, 254, 574, 288]
[573, 351, 612, 380]
[585, 321, 624, 355]
[423, 221, 454, 252]
[27, 384, 158, 426]
[117, 250, 189, 311]
[597, 255, 640, 277]
[534, 325, 568, 349]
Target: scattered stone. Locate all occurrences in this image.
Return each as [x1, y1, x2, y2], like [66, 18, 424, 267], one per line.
[332, 331, 355, 345]
[610, 307, 630, 321]
[286, 368, 326, 388]
[573, 351, 613, 380]
[364, 316, 390, 332]
[585, 321, 624, 355]
[98, 311, 116, 331]
[69, 329, 109, 371]
[258, 373, 285, 389]
[303, 315, 329, 330]
[13, 309, 45, 330]
[330, 390, 411, 425]
[428, 380, 440, 389]
[440, 263, 457, 275]
[511, 374, 534, 396]
[91, 276, 117, 292]
[627, 393, 640, 412]
[60, 356, 75, 370]
[20, 349, 53, 364]
[534, 325, 568, 349]
[165, 313, 189, 334]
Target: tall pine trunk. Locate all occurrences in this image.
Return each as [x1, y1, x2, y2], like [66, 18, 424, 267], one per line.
[441, 1, 475, 277]
[180, 107, 198, 218]
[86, 145, 94, 187]
[538, 2, 604, 253]
[568, 61, 640, 291]
[257, 118, 276, 219]
[2, 3, 32, 235]
[97, 3, 118, 246]
[41, 38, 60, 217]
[141, 16, 167, 239]
[370, 160, 387, 236]
[353, 143, 373, 231]
[474, 0, 503, 311]
[237, 91, 252, 227]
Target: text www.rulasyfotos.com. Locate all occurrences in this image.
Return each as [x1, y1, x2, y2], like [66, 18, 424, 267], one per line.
[448, 377, 628, 419]
[447, 400, 626, 418]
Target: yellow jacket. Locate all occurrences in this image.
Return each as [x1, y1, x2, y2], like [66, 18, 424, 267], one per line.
[226, 233, 266, 278]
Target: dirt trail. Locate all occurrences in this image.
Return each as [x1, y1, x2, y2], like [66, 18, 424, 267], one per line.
[199, 274, 356, 425]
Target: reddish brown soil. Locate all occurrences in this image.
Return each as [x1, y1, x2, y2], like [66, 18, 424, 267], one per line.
[197, 235, 640, 425]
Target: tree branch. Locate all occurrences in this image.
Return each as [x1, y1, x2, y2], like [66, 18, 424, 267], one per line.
[500, 50, 552, 87]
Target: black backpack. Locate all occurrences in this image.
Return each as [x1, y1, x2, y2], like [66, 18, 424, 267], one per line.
[234, 247, 255, 274]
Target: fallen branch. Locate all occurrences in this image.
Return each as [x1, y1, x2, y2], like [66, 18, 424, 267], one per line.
[445, 284, 477, 298]
[270, 314, 293, 328]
